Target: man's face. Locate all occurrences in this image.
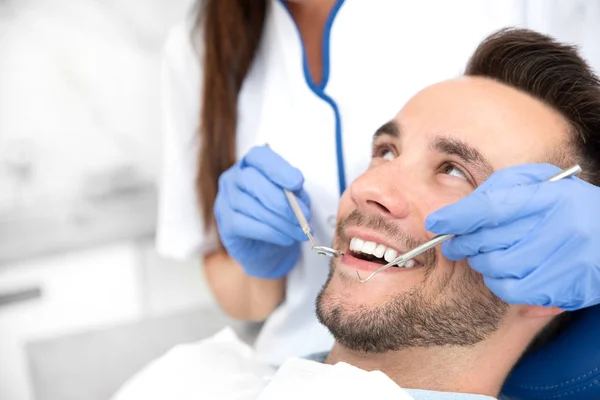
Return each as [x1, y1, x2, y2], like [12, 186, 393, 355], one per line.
[316, 77, 570, 353]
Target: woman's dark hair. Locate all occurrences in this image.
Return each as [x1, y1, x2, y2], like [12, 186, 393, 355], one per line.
[195, 0, 268, 230]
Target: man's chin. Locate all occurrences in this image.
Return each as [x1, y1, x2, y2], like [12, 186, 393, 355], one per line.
[315, 279, 420, 353]
[315, 265, 413, 338]
[316, 259, 509, 353]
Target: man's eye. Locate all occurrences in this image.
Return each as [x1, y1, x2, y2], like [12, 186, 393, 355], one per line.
[441, 163, 468, 180]
[382, 150, 395, 161]
[373, 144, 396, 161]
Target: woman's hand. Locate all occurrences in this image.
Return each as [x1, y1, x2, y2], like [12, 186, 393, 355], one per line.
[214, 146, 310, 279]
[426, 163, 600, 310]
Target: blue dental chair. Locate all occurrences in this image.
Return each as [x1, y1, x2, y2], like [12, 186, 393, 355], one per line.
[501, 305, 600, 399]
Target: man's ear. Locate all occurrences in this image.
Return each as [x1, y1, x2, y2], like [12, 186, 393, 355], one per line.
[520, 305, 565, 318]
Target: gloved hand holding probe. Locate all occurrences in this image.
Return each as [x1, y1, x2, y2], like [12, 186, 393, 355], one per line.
[425, 163, 600, 311]
[214, 146, 310, 279]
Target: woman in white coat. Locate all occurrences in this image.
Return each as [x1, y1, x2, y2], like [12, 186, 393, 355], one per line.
[156, 0, 600, 366]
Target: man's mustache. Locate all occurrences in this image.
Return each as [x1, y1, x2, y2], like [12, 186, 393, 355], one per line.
[336, 210, 437, 267]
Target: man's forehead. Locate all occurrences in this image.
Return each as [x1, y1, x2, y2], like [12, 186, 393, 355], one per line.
[384, 77, 571, 170]
[395, 77, 569, 134]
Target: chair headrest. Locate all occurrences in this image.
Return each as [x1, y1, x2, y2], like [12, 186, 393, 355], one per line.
[501, 305, 600, 400]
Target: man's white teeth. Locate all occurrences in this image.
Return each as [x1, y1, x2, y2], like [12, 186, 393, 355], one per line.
[373, 244, 386, 258]
[362, 241, 376, 254]
[349, 237, 416, 267]
[351, 238, 365, 250]
[383, 248, 398, 263]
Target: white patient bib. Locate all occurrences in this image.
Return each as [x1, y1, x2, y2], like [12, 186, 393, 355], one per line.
[258, 358, 415, 400]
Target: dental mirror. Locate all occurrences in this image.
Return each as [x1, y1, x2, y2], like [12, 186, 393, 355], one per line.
[284, 189, 344, 258]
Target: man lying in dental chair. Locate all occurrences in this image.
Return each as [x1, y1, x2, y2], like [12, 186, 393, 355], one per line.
[113, 28, 600, 400]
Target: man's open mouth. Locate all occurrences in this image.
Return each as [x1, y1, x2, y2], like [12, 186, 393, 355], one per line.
[347, 237, 416, 267]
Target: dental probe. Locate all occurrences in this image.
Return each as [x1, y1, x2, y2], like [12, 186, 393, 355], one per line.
[284, 189, 344, 258]
[358, 164, 582, 283]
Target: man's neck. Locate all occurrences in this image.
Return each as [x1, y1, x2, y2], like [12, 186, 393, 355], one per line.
[325, 337, 527, 398]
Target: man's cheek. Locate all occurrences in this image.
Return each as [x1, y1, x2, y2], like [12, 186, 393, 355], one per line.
[336, 191, 354, 223]
[431, 248, 460, 281]
[443, 258, 483, 289]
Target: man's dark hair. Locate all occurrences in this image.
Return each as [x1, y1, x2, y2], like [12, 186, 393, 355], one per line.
[464, 28, 600, 354]
[465, 27, 600, 187]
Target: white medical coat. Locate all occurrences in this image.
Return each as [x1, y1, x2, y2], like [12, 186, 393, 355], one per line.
[156, 0, 600, 365]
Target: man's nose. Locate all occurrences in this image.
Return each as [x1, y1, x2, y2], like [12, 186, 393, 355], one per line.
[349, 163, 412, 219]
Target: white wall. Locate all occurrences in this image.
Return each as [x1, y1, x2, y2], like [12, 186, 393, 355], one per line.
[0, 0, 194, 209]
[0, 1, 200, 399]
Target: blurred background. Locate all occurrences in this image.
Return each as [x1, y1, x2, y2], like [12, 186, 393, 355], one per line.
[0, 1, 232, 399]
[1, 1, 599, 400]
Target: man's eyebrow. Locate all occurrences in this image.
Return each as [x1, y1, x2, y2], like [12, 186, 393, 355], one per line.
[373, 121, 400, 139]
[431, 136, 494, 176]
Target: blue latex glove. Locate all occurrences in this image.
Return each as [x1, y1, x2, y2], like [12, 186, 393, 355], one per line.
[214, 146, 310, 279]
[425, 163, 600, 311]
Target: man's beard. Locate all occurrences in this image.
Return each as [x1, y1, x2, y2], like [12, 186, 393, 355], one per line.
[315, 210, 508, 353]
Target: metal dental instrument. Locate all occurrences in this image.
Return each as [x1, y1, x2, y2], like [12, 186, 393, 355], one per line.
[358, 164, 583, 283]
[284, 189, 344, 258]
